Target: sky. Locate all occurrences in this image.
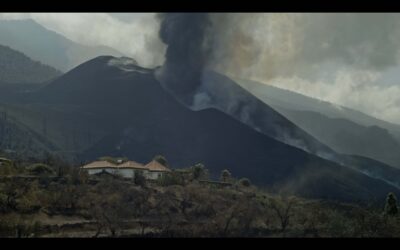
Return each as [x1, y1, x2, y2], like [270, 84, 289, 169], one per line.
[0, 13, 165, 67]
[0, 13, 399, 125]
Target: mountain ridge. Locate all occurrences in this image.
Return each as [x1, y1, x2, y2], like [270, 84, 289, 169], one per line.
[0, 19, 124, 72]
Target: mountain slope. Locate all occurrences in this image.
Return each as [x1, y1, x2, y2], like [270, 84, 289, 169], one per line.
[0, 44, 61, 84]
[235, 78, 400, 167]
[2, 55, 393, 203]
[0, 105, 59, 158]
[236, 78, 400, 138]
[0, 19, 124, 72]
[278, 109, 400, 168]
[179, 70, 336, 159]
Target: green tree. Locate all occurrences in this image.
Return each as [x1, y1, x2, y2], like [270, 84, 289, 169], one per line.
[384, 192, 398, 216]
[192, 163, 208, 180]
[26, 163, 54, 176]
[157, 172, 184, 186]
[239, 178, 251, 187]
[134, 171, 147, 187]
[220, 169, 232, 183]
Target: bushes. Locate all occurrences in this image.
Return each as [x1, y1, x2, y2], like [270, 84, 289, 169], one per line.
[134, 171, 147, 187]
[384, 192, 398, 216]
[191, 163, 209, 181]
[220, 169, 232, 183]
[26, 163, 54, 176]
[239, 178, 251, 187]
[157, 172, 184, 186]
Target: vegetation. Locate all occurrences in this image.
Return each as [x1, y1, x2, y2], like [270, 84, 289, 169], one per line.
[156, 171, 185, 186]
[191, 163, 208, 180]
[239, 178, 251, 187]
[133, 171, 146, 187]
[26, 163, 55, 176]
[1, 155, 400, 238]
[385, 193, 398, 216]
[220, 169, 232, 183]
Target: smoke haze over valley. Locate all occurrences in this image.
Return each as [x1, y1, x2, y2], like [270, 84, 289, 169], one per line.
[1, 12, 400, 238]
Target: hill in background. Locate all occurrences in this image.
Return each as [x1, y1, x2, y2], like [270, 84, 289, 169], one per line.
[0, 44, 61, 84]
[0, 19, 124, 72]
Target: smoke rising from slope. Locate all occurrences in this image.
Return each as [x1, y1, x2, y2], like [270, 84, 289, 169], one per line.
[157, 13, 400, 124]
[156, 13, 214, 104]
[156, 14, 336, 157]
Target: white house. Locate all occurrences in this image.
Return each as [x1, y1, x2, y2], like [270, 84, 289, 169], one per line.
[143, 160, 172, 180]
[81, 159, 171, 180]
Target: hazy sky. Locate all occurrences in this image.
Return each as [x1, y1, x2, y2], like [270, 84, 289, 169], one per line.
[0, 13, 165, 67]
[0, 13, 399, 125]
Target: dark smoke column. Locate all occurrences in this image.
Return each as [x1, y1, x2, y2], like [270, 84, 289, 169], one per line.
[157, 13, 212, 106]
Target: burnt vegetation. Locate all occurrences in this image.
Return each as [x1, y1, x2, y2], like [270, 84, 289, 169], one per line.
[0, 152, 400, 238]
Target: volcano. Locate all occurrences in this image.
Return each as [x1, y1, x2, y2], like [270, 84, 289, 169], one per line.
[3, 55, 391, 203]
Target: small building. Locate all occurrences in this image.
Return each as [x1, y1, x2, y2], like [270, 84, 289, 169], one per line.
[144, 160, 172, 180]
[81, 159, 171, 180]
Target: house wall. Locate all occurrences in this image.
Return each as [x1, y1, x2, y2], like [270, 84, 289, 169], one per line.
[86, 168, 164, 180]
[87, 168, 134, 178]
[118, 169, 135, 178]
[146, 171, 163, 180]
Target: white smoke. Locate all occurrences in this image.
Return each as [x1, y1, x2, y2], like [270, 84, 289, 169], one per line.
[207, 13, 400, 125]
[0, 13, 166, 68]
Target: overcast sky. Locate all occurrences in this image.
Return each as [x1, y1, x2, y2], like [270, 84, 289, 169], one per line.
[0, 13, 165, 67]
[0, 13, 399, 125]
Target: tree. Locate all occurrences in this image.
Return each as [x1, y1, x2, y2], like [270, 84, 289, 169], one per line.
[134, 171, 146, 187]
[269, 196, 297, 236]
[384, 192, 398, 216]
[239, 178, 251, 187]
[26, 163, 54, 176]
[220, 169, 232, 183]
[157, 171, 184, 186]
[192, 163, 207, 180]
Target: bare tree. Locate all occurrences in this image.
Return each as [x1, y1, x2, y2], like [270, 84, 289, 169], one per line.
[269, 196, 297, 236]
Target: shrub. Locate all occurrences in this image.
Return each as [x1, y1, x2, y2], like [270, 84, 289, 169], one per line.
[192, 163, 208, 180]
[26, 163, 54, 176]
[239, 178, 251, 187]
[384, 192, 398, 216]
[157, 172, 184, 186]
[220, 169, 232, 183]
[134, 171, 146, 187]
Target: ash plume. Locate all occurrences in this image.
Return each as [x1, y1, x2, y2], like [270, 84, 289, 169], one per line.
[156, 13, 213, 105]
[154, 13, 336, 158]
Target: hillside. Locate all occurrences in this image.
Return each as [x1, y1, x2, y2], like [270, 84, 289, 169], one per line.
[0, 19, 124, 72]
[0, 56, 393, 202]
[235, 78, 400, 167]
[0, 44, 61, 84]
[277, 109, 400, 168]
[0, 161, 400, 238]
[0, 106, 59, 159]
[235, 78, 400, 139]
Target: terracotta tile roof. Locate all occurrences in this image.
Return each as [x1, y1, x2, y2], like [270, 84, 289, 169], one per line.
[82, 160, 171, 172]
[144, 160, 172, 172]
[118, 161, 147, 169]
[81, 160, 116, 169]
